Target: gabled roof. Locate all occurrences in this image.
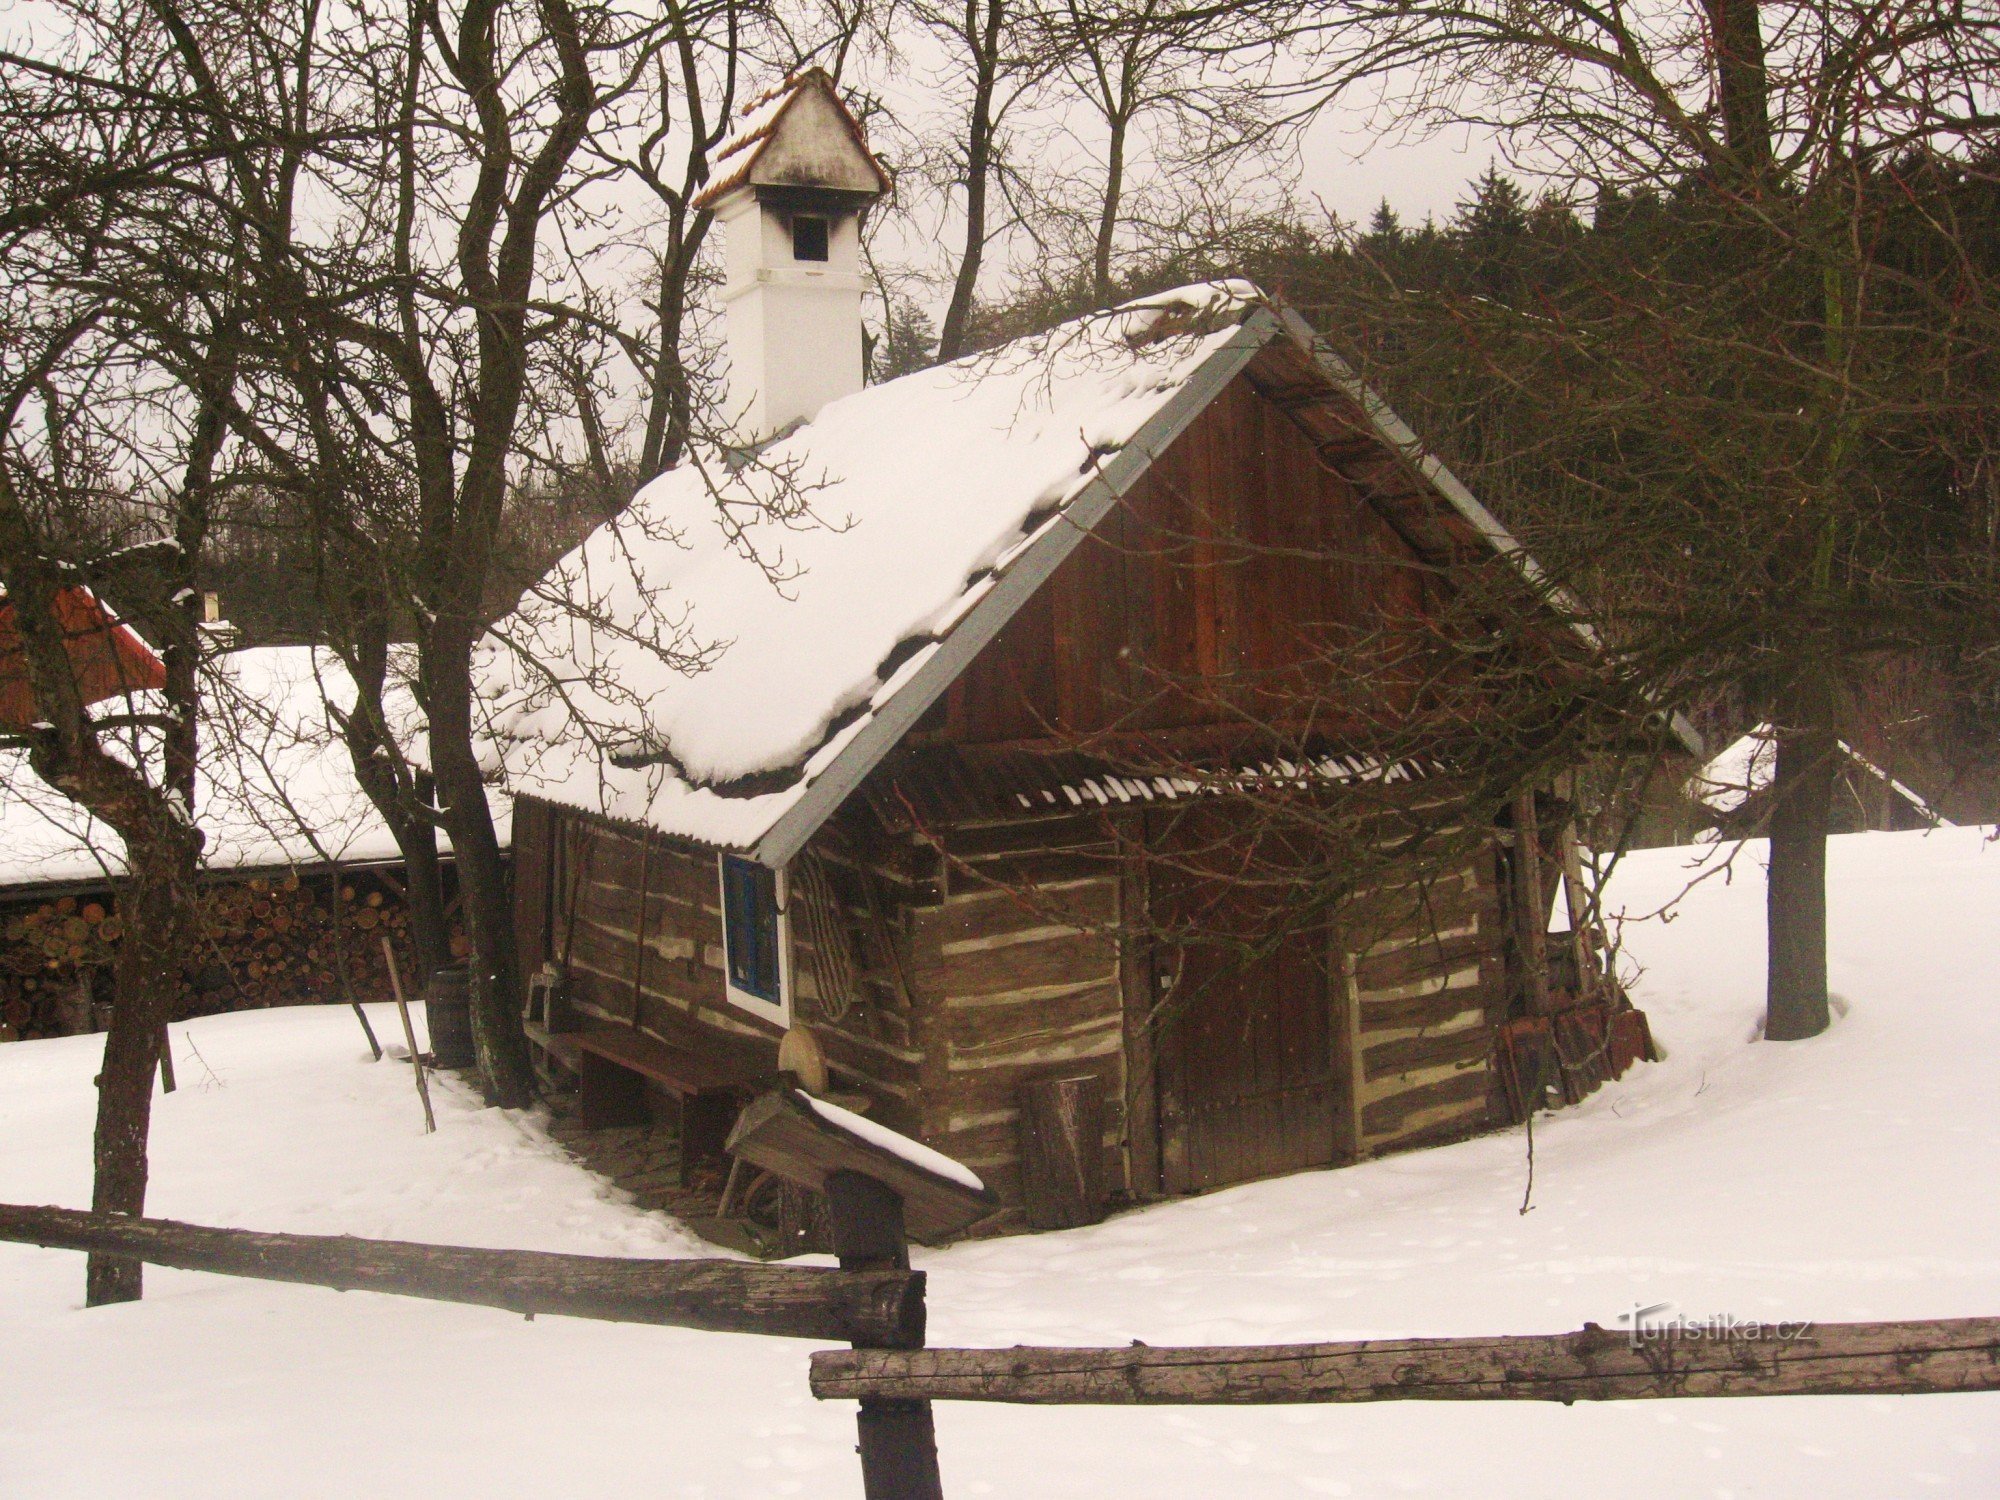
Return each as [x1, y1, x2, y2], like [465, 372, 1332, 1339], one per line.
[480, 281, 1638, 865]
[692, 69, 889, 211]
[0, 584, 164, 730]
[1689, 724, 1946, 825]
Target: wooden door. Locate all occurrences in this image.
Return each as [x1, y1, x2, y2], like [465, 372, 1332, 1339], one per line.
[1151, 810, 1343, 1193]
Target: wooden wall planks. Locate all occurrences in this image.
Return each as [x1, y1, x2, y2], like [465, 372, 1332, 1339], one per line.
[926, 373, 1438, 750]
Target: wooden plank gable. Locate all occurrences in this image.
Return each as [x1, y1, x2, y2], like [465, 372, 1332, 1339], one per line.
[917, 369, 1439, 753]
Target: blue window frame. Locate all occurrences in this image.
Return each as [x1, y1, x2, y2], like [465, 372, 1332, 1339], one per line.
[721, 855, 783, 1008]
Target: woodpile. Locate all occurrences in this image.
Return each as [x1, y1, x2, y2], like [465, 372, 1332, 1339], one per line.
[0, 867, 462, 1041]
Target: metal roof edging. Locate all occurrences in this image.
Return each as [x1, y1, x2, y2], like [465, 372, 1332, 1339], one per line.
[749, 305, 1283, 867]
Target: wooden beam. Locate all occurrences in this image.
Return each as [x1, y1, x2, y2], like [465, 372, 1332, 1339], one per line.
[810, 1318, 2000, 1405]
[1511, 790, 1552, 1016]
[0, 1202, 921, 1346]
[726, 1084, 999, 1242]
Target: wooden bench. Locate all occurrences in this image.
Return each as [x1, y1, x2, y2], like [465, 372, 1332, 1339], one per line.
[573, 1026, 767, 1187]
[523, 1020, 583, 1084]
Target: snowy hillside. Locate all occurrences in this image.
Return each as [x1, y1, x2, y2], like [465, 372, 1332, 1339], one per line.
[3, 827, 1996, 1497]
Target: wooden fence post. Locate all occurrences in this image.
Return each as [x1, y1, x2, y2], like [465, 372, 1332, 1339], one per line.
[725, 1085, 998, 1500]
[827, 1170, 945, 1500]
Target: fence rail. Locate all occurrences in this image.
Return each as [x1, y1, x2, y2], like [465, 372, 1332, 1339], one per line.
[9, 1196, 1999, 1499]
[0, 1202, 923, 1346]
[809, 1318, 2000, 1406]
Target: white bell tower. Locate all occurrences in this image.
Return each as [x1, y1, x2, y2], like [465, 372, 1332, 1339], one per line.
[695, 71, 890, 445]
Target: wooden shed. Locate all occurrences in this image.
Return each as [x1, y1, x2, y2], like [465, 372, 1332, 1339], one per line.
[486, 272, 1663, 1232]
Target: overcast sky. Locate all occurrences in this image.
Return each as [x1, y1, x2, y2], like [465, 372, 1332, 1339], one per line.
[1302, 112, 1501, 227]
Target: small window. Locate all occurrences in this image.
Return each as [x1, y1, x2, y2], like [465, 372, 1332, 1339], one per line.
[720, 854, 785, 1012]
[791, 214, 830, 263]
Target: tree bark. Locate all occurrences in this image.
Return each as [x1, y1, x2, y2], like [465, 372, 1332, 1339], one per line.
[810, 1317, 2000, 1405]
[85, 848, 185, 1304]
[937, 0, 1006, 360]
[427, 644, 535, 1106]
[638, 212, 714, 481]
[1764, 675, 1837, 1041]
[1510, 788, 1553, 1016]
[337, 615, 451, 980]
[398, 788, 452, 979]
[1093, 111, 1128, 306]
[1, 1202, 924, 1344]
[1702, 0, 1774, 179]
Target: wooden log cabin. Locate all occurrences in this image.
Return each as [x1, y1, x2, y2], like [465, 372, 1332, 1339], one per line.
[484, 71, 1673, 1231]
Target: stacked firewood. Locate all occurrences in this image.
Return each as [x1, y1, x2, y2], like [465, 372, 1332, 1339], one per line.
[0, 869, 464, 1041]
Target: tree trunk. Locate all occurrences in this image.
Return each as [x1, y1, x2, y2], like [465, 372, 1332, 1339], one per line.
[86, 831, 194, 1304]
[638, 212, 714, 482]
[1702, 0, 1774, 179]
[1764, 676, 1837, 1041]
[1093, 113, 1127, 306]
[338, 632, 452, 981]
[427, 639, 534, 1107]
[937, 0, 1005, 361]
[399, 794, 452, 980]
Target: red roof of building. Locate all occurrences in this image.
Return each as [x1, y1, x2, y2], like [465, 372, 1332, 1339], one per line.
[0, 585, 165, 730]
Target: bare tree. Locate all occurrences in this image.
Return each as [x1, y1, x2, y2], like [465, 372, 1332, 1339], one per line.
[605, 2, 750, 482]
[1263, 0, 2000, 1040]
[161, 0, 676, 1106]
[0, 0, 266, 1301]
[1038, 0, 1278, 304]
[911, 0, 1056, 357]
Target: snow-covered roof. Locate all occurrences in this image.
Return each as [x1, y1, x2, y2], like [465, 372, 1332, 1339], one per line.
[482, 284, 1268, 859]
[1688, 723, 1945, 824]
[0, 646, 500, 893]
[481, 280, 1619, 865]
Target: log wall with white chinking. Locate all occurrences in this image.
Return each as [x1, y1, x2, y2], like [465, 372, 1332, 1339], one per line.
[1341, 839, 1508, 1157]
[512, 793, 1512, 1217]
[903, 813, 1126, 1213]
[511, 796, 947, 1140]
[515, 801, 774, 1077]
[783, 818, 941, 1139]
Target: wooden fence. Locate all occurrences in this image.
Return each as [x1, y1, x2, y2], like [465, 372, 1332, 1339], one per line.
[6, 1199, 1999, 1499]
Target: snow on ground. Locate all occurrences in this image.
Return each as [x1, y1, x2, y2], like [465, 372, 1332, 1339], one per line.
[3, 826, 1997, 1497]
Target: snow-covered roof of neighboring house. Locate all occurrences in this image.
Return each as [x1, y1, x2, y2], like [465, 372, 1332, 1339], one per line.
[0, 645, 501, 894]
[1688, 723, 1946, 824]
[692, 69, 889, 211]
[480, 281, 1634, 866]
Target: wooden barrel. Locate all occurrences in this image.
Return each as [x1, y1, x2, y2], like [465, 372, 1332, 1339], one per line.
[423, 965, 475, 1068]
[1018, 1074, 1107, 1230]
